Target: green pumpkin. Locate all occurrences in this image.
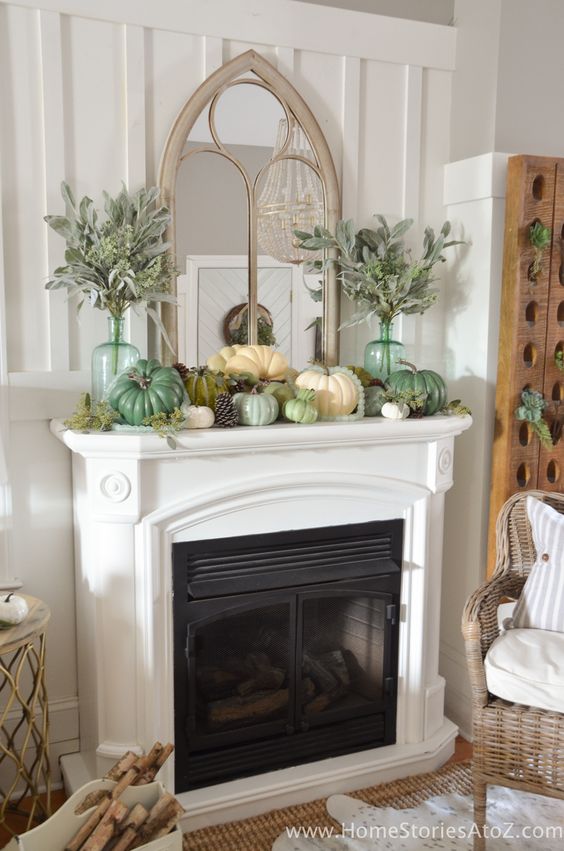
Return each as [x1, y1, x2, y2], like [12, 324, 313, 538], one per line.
[262, 381, 295, 416]
[108, 358, 185, 426]
[386, 361, 447, 415]
[283, 388, 318, 424]
[364, 385, 387, 417]
[184, 367, 226, 411]
[232, 391, 279, 426]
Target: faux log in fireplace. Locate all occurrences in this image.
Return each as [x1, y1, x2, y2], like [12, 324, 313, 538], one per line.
[172, 519, 402, 791]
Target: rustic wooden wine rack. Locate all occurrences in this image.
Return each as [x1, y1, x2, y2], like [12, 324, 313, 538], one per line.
[488, 155, 564, 573]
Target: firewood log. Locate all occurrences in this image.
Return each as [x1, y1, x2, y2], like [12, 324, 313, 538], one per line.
[305, 685, 346, 714]
[303, 652, 339, 693]
[135, 742, 174, 784]
[130, 793, 184, 848]
[236, 666, 285, 696]
[207, 688, 289, 729]
[110, 803, 149, 851]
[111, 767, 140, 799]
[104, 751, 138, 782]
[319, 650, 350, 687]
[65, 797, 111, 851]
[80, 799, 128, 851]
[74, 789, 110, 815]
[135, 742, 163, 773]
[197, 666, 242, 699]
[301, 677, 316, 703]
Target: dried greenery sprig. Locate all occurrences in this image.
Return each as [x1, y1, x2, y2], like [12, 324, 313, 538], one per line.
[45, 182, 177, 348]
[515, 389, 553, 448]
[229, 313, 276, 346]
[295, 215, 464, 328]
[143, 408, 185, 449]
[64, 393, 119, 432]
[440, 399, 472, 416]
[383, 386, 427, 416]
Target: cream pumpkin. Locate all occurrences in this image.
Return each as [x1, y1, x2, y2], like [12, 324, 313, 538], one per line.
[295, 368, 358, 417]
[224, 345, 288, 381]
[207, 344, 244, 373]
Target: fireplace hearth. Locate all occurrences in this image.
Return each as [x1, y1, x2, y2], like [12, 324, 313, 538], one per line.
[172, 520, 402, 791]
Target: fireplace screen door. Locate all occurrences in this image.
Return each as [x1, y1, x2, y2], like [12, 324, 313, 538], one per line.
[173, 520, 402, 791]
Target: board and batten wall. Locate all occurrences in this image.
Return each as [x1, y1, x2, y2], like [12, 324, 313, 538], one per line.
[0, 0, 456, 782]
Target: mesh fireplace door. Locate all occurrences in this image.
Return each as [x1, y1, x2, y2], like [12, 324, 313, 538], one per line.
[298, 582, 398, 744]
[173, 519, 403, 791]
[176, 592, 296, 788]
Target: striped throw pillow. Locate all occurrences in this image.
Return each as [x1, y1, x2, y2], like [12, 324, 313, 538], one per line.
[510, 496, 564, 632]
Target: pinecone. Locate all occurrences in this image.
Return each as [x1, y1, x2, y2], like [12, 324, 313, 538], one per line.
[227, 376, 247, 394]
[172, 361, 189, 381]
[214, 392, 238, 428]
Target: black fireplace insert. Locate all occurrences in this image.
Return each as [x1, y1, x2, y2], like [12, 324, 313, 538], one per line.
[172, 519, 402, 791]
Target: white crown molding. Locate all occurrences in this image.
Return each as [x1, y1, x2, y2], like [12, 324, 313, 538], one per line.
[2, 0, 456, 70]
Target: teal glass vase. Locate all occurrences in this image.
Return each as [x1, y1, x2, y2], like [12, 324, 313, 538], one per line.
[364, 319, 406, 382]
[91, 316, 140, 402]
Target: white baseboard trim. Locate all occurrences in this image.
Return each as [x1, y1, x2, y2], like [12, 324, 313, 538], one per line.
[440, 641, 473, 739]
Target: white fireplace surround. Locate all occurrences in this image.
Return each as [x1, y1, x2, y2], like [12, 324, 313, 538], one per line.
[52, 415, 471, 830]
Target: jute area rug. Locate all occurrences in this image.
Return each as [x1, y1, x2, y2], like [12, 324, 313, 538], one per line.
[183, 760, 472, 851]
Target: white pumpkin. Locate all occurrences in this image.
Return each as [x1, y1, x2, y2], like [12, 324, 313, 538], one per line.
[183, 404, 215, 429]
[295, 368, 358, 417]
[381, 401, 410, 420]
[224, 345, 289, 381]
[207, 345, 244, 373]
[0, 593, 28, 628]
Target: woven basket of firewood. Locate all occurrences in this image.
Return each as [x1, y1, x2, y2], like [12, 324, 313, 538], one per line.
[5, 743, 183, 851]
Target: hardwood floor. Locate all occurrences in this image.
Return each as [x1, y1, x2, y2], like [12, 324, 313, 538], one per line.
[0, 738, 473, 847]
[0, 790, 66, 848]
[449, 734, 473, 764]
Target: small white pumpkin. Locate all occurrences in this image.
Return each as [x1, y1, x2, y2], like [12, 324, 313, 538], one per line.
[0, 593, 29, 628]
[183, 405, 215, 429]
[381, 401, 410, 420]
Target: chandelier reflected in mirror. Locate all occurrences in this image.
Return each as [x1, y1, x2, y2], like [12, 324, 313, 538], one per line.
[257, 118, 325, 264]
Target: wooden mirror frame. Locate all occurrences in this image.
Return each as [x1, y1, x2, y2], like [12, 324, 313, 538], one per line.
[158, 49, 341, 365]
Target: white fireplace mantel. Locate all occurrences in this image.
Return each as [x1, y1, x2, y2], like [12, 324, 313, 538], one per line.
[52, 415, 471, 829]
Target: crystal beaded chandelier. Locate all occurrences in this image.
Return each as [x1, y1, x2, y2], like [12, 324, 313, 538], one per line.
[257, 118, 325, 264]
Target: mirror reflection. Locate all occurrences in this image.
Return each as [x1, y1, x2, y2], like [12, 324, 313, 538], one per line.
[174, 73, 325, 369]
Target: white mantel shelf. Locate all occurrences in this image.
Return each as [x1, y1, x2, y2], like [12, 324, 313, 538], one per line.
[53, 413, 471, 829]
[51, 415, 471, 459]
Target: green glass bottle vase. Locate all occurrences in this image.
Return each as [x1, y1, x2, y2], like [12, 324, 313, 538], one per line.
[91, 315, 140, 402]
[364, 319, 406, 382]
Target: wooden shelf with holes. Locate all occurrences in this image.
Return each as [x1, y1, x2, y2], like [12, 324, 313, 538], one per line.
[488, 155, 564, 575]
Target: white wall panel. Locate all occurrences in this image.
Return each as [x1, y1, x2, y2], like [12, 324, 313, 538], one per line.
[61, 16, 126, 369]
[293, 50, 344, 182]
[0, 0, 455, 768]
[0, 5, 50, 373]
[145, 28, 203, 184]
[10, 420, 77, 700]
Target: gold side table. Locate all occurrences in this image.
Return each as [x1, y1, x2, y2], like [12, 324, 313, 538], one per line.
[0, 595, 51, 833]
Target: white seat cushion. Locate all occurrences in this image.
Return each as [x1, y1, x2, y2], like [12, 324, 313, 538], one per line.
[484, 628, 564, 712]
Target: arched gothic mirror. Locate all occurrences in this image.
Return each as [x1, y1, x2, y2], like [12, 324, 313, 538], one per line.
[158, 50, 340, 367]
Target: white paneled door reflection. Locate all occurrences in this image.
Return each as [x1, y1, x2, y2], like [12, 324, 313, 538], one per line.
[179, 255, 320, 369]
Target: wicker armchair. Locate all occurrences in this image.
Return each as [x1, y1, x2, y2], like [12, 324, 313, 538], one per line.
[462, 489, 564, 850]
